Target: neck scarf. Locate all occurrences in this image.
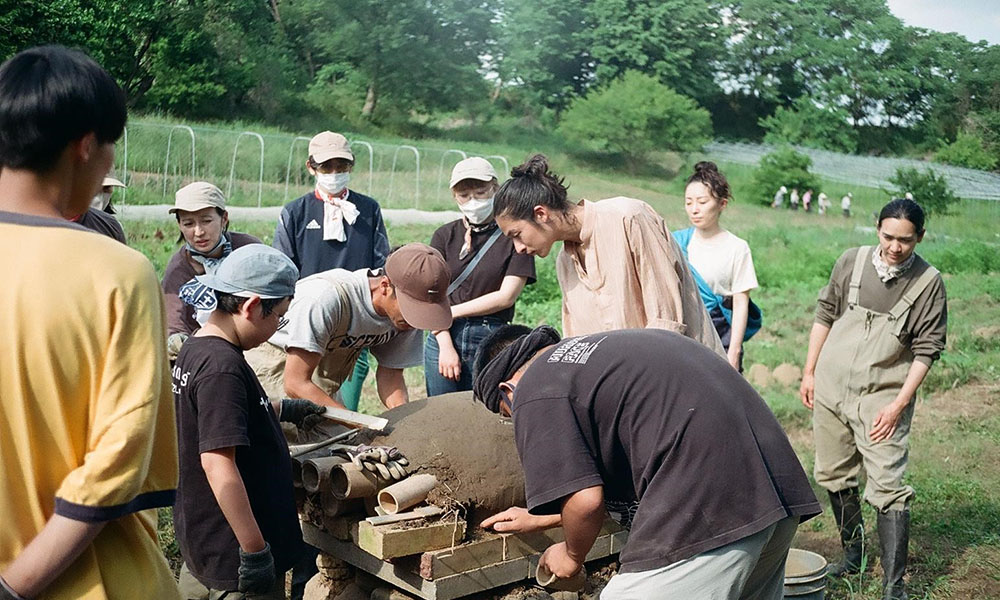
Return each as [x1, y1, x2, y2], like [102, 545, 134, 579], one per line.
[473, 325, 561, 413]
[459, 218, 498, 260]
[315, 187, 360, 242]
[871, 246, 916, 283]
[186, 233, 232, 274]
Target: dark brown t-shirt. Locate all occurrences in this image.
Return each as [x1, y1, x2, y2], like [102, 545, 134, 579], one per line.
[512, 329, 821, 573]
[75, 208, 126, 244]
[429, 220, 536, 322]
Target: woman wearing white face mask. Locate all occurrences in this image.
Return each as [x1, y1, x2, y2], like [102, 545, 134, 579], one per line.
[272, 131, 390, 415]
[424, 157, 536, 395]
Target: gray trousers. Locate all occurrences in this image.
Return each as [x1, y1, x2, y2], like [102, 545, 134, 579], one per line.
[600, 516, 798, 600]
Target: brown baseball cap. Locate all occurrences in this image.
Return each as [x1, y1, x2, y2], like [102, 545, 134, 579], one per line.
[384, 243, 452, 331]
[309, 131, 354, 163]
[450, 157, 497, 188]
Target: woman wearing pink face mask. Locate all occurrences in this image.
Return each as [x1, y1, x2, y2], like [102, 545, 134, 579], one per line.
[424, 157, 535, 395]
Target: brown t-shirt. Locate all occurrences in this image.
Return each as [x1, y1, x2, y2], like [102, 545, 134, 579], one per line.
[513, 329, 820, 573]
[815, 247, 947, 365]
[161, 232, 261, 335]
[75, 208, 126, 244]
[429, 220, 536, 322]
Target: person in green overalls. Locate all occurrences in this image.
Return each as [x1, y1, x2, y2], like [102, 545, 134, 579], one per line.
[800, 198, 947, 600]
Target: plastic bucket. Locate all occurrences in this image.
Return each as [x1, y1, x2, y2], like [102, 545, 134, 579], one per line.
[784, 548, 827, 599]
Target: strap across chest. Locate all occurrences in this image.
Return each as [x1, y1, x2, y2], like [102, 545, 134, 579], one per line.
[848, 246, 939, 336]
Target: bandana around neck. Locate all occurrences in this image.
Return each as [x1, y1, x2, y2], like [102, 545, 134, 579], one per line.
[187, 233, 233, 274]
[871, 246, 916, 283]
[315, 187, 360, 242]
[459, 218, 498, 260]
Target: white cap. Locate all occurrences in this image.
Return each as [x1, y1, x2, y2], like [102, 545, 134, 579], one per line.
[170, 181, 227, 214]
[450, 157, 497, 189]
[308, 131, 354, 163]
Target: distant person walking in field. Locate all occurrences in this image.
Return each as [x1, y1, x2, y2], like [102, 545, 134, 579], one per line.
[492, 154, 724, 355]
[800, 199, 947, 600]
[273, 131, 390, 411]
[802, 189, 813, 212]
[841, 192, 853, 217]
[772, 185, 787, 208]
[0, 45, 180, 600]
[674, 162, 762, 371]
[70, 174, 128, 243]
[790, 187, 800, 210]
[424, 157, 535, 395]
[161, 182, 261, 360]
[817, 192, 830, 215]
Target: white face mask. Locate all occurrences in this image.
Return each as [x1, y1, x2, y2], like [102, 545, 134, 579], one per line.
[459, 196, 494, 225]
[316, 172, 350, 195]
[90, 192, 112, 210]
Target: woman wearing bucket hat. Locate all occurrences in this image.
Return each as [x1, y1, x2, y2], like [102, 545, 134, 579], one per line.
[492, 154, 723, 355]
[423, 157, 535, 395]
[161, 181, 260, 359]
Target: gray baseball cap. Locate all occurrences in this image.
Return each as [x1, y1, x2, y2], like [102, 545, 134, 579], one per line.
[195, 244, 299, 299]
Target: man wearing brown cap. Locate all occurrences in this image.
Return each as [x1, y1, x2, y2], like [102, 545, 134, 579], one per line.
[245, 243, 452, 413]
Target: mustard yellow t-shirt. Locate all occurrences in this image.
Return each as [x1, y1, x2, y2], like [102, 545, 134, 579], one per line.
[0, 212, 180, 599]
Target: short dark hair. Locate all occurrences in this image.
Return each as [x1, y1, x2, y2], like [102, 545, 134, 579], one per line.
[494, 154, 571, 221]
[215, 292, 288, 317]
[472, 324, 533, 381]
[878, 198, 926, 234]
[0, 45, 127, 171]
[685, 161, 732, 202]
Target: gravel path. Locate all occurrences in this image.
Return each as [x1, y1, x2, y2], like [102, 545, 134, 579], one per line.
[117, 204, 461, 226]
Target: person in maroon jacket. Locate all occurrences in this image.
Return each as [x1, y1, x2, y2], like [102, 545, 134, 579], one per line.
[161, 181, 259, 360]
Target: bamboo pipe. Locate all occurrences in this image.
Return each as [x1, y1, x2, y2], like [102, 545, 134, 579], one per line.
[377, 474, 438, 515]
[301, 456, 348, 493]
[330, 462, 381, 499]
[535, 563, 587, 592]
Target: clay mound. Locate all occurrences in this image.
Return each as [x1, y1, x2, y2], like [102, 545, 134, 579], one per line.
[772, 363, 802, 387]
[361, 391, 525, 524]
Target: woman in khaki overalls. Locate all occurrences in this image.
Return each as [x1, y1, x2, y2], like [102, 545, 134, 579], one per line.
[800, 199, 947, 600]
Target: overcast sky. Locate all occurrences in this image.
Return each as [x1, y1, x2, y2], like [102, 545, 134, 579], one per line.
[888, 0, 1000, 45]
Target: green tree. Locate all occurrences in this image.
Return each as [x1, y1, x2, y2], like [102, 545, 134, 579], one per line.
[760, 96, 857, 152]
[286, 0, 493, 120]
[585, 0, 728, 106]
[888, 167, 959, 216]
[935, 132, 998, 171]
[749, 147, 819, 206]
[558, 71, 711, 169]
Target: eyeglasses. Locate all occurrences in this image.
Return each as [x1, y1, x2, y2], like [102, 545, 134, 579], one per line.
[276, 316, 289, 330]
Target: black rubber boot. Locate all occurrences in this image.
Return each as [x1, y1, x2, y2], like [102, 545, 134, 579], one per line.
[827, 488, 865, 577]
[878, 509, 910, 600]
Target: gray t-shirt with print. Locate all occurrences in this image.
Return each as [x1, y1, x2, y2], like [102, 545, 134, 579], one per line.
[268, 268, 422, 369]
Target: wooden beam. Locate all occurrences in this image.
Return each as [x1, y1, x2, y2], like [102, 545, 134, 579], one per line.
[356, 518, 466, 560]
[321, 407, 388, 431]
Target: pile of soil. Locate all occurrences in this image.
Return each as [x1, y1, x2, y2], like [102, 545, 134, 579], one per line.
[359, 391, 526, 524]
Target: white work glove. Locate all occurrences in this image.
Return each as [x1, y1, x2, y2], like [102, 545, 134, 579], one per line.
[167, 332, 189, 361]
[345, 445, 409, 481]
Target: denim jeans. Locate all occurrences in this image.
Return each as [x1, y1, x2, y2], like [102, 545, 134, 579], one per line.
[424, 317, 505, 396]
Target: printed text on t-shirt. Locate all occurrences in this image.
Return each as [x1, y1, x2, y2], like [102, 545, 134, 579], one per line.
[547, 336, 608, 365]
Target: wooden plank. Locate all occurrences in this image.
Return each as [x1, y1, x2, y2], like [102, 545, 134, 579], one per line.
[419, 518, 624, 580]
[367, 506, 444, 526]
[431, 557, 531, 600]
[322, 407, 388, 432]
[357, 519, 467, 560]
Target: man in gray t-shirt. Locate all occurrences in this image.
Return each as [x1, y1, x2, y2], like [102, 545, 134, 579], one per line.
[246, 244, 452, 410]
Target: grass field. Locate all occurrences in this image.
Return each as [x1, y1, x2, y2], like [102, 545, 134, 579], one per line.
[129, 132, 1000, 598]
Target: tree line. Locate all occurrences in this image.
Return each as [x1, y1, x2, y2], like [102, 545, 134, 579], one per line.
[2, 0, 997, 169]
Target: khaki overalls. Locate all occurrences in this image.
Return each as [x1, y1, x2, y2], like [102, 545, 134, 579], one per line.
[812, 247, 939, 512]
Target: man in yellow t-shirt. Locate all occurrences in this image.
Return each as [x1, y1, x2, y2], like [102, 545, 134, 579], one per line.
[0, 46, 180, 599]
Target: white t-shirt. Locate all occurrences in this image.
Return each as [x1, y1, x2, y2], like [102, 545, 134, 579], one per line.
[686, 230, 759, 297]
[268, 268, 422, 369]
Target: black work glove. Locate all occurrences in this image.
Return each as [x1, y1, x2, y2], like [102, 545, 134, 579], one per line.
[278, 398, 326, 427]
[238, 542, 275, 594]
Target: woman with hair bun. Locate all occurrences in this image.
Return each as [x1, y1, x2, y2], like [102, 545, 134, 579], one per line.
[492, 154, 724, 355]
[674, 161, 761, 371]
[801, 198, 947, 600]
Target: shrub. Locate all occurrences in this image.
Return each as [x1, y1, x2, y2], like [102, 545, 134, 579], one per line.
[935, 132, 998, 171]
[558, 71, 711, 170]
[760, 96, 858, 153]
[888, 167, 959, 217]
[748, 147, 820, 206]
